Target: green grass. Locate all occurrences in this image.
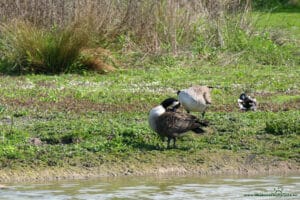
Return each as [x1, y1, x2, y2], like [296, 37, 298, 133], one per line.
[0, 62, 299, 168]
[0, 8, 299, 172]
[255, 11, 300, 46]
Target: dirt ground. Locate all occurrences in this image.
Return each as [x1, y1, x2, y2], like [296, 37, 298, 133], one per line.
[0, 152, 299, 183]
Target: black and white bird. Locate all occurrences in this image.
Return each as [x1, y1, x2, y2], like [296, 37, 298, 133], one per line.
[238, 93, 257, 111]
[177, 85, 212, 118]
[149, 98, 206, 148]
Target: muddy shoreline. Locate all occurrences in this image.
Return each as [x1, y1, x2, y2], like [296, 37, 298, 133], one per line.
[1, 153, 299, 183]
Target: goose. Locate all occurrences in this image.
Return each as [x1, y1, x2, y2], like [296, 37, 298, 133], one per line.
[238, 93, 257, 111]
[177, 85, 212, 118]
[149, 98, 206, 148]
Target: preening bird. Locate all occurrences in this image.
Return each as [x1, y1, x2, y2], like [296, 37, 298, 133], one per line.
[238, 93, 257, 111]
[149, 98, 206, 148]
[177, 85, 212, 118]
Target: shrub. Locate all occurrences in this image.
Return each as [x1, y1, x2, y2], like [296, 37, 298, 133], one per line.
[0, 20, 89, 74]
[0, 145, 22, 159]
[265, 116, 300, 135]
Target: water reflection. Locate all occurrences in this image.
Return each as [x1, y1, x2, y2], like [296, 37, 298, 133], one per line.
[0, 175, 299, 200]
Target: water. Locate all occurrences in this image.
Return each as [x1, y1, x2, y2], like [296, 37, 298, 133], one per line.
[0, 175, 299, 200]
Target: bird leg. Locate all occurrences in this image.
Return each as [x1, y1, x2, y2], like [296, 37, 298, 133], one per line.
[167, 137, 172, 148]
[201, 111, 205, 118]
[173, 137, 177, 148]
[167, 137, 177, 148]
[160, 135, 165, 142]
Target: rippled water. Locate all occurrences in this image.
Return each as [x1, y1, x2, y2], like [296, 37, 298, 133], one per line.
[0, 175, 299, 199]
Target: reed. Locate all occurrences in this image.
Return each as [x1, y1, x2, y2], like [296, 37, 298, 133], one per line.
[0, 0, 295, 69]
[0, 0, 250, 54]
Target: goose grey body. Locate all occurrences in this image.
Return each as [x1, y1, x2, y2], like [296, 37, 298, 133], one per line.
[177, 85, 211, 117]
[149, 98, 205, 148]
[238, 93, 257, 111]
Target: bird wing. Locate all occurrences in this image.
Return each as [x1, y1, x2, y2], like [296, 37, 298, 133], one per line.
[248, 97, 257, 105]
[157, 112, 200, 135]
[238, 99, 245, 109]
[189, 86, 211, 104]
[238, 96, 257, 110]
[204, 92, 212, 104]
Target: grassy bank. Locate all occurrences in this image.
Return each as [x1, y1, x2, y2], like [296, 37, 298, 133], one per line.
[0, 63, 299, 181]
[0, 2, 300, 182]
[0, 150, 298, 183]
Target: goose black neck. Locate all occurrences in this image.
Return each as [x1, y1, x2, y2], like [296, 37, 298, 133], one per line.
[161, 98, 178, 109]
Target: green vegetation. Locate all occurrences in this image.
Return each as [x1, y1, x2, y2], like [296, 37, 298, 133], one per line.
[266, 114, 300, 135]
[0, 2, 299, 177]
[252, 0, 300, 10]
[0, 63, 299, 169]
[1, 1, 299, 75]
[0, 21, 89, 74]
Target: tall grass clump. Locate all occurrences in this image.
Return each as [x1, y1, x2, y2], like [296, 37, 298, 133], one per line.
[0, 0, 298, 67]
[0, 20, 89, 74]
[0, 0, 200, 54]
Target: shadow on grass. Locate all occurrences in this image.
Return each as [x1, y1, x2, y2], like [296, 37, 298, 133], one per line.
[254, 5, 300, 13]
[128, 140, 195, 151]
[131, 142, 161, 151]
[271, 6, 300, 13]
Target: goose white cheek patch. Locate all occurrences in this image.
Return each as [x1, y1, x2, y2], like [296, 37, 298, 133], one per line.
[171, 101, 180, 107]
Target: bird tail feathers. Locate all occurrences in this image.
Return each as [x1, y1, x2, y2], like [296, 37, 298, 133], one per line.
[192, 127, 205, 134]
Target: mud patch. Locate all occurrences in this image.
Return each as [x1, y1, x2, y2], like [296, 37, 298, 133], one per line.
[211, 100, 300, 112]
[258, 101, 300, 111]
[0, 97, 148, 113]
[1, 95, 299, 114]
[254, 90, 300, 97]
[0, 152, 299, 183]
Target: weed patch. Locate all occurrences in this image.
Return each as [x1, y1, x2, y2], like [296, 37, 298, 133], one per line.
[265, 115, 300, 135]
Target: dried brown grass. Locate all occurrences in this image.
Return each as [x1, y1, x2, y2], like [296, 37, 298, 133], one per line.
[80, 48, 116, 73]
[0, 0, 252, 54]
